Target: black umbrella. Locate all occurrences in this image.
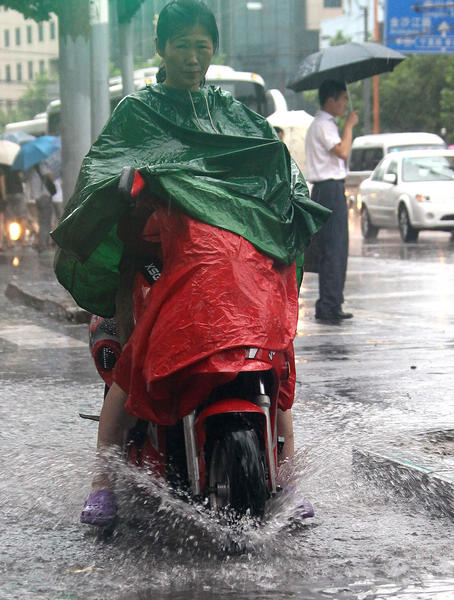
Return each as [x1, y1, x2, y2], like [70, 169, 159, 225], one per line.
[287, 41, 406, 92]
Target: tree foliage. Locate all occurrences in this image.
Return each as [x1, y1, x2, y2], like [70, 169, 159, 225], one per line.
[329, 30, 352, 46]
[378, 54, 453, 140]
[0, 0, 145, 24]
[0, 0, 57, 21]
[117, 0, 145, 23]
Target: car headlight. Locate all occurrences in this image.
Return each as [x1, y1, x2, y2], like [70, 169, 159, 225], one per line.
[416, 194, 431, 203]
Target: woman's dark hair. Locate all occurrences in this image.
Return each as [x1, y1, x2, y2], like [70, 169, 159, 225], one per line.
[157, 0, 219, 50]
[156, 1, 218, 83]
[318, 80, 347, 107]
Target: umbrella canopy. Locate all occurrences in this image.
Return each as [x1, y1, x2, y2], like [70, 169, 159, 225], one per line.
[287, 41, 406, 92]
[11, 135, 60, 171]
[0, 140, 21, 166]
[43, 146, 61, 178]
[0, 131, 36, 145]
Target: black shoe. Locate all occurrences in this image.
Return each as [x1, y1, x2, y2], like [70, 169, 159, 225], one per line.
[315, 309, 353, 322]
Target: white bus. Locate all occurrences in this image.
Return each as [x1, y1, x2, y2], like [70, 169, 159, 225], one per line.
[3, 112, 48, 137]
[5, 65, 311, 173]
[45, 65, 278, 137]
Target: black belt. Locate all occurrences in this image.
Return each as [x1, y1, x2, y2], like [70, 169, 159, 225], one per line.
[312, 178, 345, 184]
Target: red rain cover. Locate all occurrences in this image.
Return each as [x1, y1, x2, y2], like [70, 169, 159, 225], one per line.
[114, 207, 298, 425]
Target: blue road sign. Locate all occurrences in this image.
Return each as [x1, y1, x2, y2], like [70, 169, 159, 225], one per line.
[385, 0, 454, 54]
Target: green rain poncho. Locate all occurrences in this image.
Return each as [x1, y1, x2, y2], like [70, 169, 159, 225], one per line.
[52, 83, 330, 317]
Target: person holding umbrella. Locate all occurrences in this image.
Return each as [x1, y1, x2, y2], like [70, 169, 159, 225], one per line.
[12, 136, 59, 253]
[0, 139, 21, 251]
[25, 160, 56, 253]
[0, 169, 6, 251]
[305, 79, 358, 323]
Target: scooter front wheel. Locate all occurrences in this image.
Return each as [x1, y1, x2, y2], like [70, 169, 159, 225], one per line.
[208, 428, 266, 520]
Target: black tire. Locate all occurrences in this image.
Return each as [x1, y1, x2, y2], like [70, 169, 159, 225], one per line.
[398, 205, 419, 242]
[360, 205, 379, 240]
[208, 429, 267, 519]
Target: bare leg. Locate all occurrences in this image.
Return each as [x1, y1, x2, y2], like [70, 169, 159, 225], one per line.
[277, 408, 294, 463]
[91, 382, 135, 490]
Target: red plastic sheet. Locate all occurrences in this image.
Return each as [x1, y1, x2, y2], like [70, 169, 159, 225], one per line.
[114, 208, 298, 425]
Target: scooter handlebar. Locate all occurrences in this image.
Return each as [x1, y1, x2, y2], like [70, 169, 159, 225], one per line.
[118, 166, 146, 206]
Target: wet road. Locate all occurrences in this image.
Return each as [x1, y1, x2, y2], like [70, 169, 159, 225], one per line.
[1, 219, 454, 600]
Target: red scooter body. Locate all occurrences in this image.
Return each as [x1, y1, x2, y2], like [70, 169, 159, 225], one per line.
[88, 168, 294, 519]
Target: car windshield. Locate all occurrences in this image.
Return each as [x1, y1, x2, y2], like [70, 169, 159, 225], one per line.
[388, 143, 445, 153]
[401, 156, 454, 182]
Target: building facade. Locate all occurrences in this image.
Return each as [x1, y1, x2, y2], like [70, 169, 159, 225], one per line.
[0, 6, 59, 112]
[207, 0, 343, 107]
[120, 0, 344, 108]
[320, 0, 383, 47]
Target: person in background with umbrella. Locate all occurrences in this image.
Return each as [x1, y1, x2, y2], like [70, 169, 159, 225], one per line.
[0, 168, 6, 251]
[12, 136, 59, 253]
[305, 79, 358, 323]
[2, 165, 29, 247]
[25, 159, 55, 253]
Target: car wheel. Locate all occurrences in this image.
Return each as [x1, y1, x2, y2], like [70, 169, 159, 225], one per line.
[398, 205, 419, 242]
[360, 206, 379, 240]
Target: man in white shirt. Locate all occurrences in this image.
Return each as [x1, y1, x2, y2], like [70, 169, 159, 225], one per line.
[305, 80, 358, 322]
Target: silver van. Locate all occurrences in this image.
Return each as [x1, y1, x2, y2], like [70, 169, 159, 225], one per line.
[345, 132, 446, 209]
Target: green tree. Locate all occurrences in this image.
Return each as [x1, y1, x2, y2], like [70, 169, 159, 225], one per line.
[329, 30, 352, 46]
[440, 59, 454, 144]
[17, 72, 58, 119]
[117, 0, 145, 23]
[378, 54, 452, 137]
[0, 0, 56, 20]
[0, 0, 144, 23]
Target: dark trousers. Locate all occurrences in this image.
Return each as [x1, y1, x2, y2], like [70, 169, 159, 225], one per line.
[311, 179, 348, 315]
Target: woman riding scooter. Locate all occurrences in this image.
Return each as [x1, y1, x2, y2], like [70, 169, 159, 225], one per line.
[51, 0, 329, 527]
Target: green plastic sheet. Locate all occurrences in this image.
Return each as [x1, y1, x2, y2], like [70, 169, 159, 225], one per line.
[52, 84, 330, 316]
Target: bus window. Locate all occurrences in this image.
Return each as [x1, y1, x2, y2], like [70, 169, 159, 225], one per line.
[211, 80, 267, 116]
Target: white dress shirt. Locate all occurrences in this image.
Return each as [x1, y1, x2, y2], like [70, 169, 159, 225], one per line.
[305, 110, 346, 183]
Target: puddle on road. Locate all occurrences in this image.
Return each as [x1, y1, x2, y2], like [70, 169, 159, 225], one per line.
[1, 379, 454, 600]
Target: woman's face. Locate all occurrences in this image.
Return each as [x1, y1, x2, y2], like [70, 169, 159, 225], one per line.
[158, 24, 215, 92]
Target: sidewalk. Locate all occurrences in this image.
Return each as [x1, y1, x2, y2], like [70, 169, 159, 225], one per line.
[5, 277, 90, 323]
[3, 246, 454, 520]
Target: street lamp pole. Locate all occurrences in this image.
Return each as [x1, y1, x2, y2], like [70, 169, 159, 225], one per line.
[373, 0, 380, 133]
[363, 5, 372, 133]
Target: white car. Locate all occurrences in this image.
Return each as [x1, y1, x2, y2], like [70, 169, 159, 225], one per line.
[359, 149, 454, 242]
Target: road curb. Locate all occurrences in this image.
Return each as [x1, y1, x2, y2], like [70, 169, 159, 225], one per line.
[353, 446, 454, 519]
[5, 282, 91, 324]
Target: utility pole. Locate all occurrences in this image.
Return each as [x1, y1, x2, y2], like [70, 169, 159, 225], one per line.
[373, 0, 380, 133]
[59, 0, 91, 204]
[363, 5, 372, 134]
[119, 19, 134, 96]
[90, 0, 110, 141]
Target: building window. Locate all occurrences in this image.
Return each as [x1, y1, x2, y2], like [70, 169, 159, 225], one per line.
[324, 0, 341, 6]
[27, 25, 33, 43]
[39, 59, 45, 75]
[38, 22, 44, 41]
[16, 63, 22, 81]
[15, 27, 21, 45]
[49, 58, 58, 76]
[4, 29, 10, 47]
[28, 61, 34, 80]
[6, 65, 11, 82]
[50, 21, 56, 40]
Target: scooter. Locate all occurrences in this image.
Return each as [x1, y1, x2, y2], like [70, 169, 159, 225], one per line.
[82, 168, 293, 521]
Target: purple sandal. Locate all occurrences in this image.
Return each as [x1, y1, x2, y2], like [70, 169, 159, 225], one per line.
[283, 485, 315, 520]
[80, 489, 117, 526]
